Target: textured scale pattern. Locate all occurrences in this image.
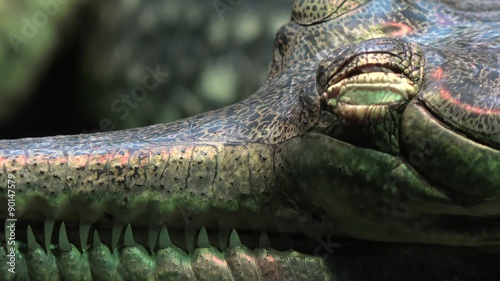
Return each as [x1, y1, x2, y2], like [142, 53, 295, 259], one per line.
[0, 225, 331, 281]
[1, 0, 500, 279]
[0, 143, 278, 224]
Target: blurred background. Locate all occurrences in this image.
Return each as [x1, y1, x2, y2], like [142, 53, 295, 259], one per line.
[0, 0, 291, 139]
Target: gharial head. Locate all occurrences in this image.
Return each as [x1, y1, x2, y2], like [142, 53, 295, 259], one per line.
[251, 0, 500, 245]
[1, 0, 500, 254]
[270, 0, 499, 153]
[3, 1, 500, 279]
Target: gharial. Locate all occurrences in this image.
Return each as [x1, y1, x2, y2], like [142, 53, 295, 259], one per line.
[1, 0, 500, 280]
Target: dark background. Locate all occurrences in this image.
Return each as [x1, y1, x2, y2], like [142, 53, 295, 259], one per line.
[0, 0, 291, 139]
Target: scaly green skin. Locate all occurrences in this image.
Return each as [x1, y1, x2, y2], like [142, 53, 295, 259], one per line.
[1, 0, 500, 280]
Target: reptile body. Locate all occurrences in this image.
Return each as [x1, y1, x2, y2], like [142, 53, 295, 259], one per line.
[1, 0, 500, 280]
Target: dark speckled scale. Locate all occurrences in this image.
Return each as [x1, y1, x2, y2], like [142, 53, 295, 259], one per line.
[1, 0, 500, 279]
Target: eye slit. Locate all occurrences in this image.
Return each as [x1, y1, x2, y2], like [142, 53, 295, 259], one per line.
[341, 64, 399, 81]
[359, 65, 394, 74]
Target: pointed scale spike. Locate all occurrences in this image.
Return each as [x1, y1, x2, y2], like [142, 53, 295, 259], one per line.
[148, 225, 160, 254]
[259, 231, 271, 248]
[218, 229, 231, 250]
[197, 227, 210, 248]
[229, 229, 242, 247]
[27, 225, 39, 250]
[44, 219, 55, 253]
[59, 222, 71, 251]
[93, 230, 101, 248]
[124, 224, 136, 247]
[79, 222, 91, 251]
[111, 223, 124, 252]
[158, 226, 172, 249]
[185, 228, 196, 253]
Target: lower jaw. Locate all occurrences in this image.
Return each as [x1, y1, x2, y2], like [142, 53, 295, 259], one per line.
[400, 101, 500, 202]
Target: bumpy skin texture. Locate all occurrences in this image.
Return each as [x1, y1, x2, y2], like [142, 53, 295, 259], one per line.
[1, 0, 500, 280]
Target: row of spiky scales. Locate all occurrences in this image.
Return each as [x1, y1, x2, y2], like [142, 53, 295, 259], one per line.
[0, 222, 332, 281]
